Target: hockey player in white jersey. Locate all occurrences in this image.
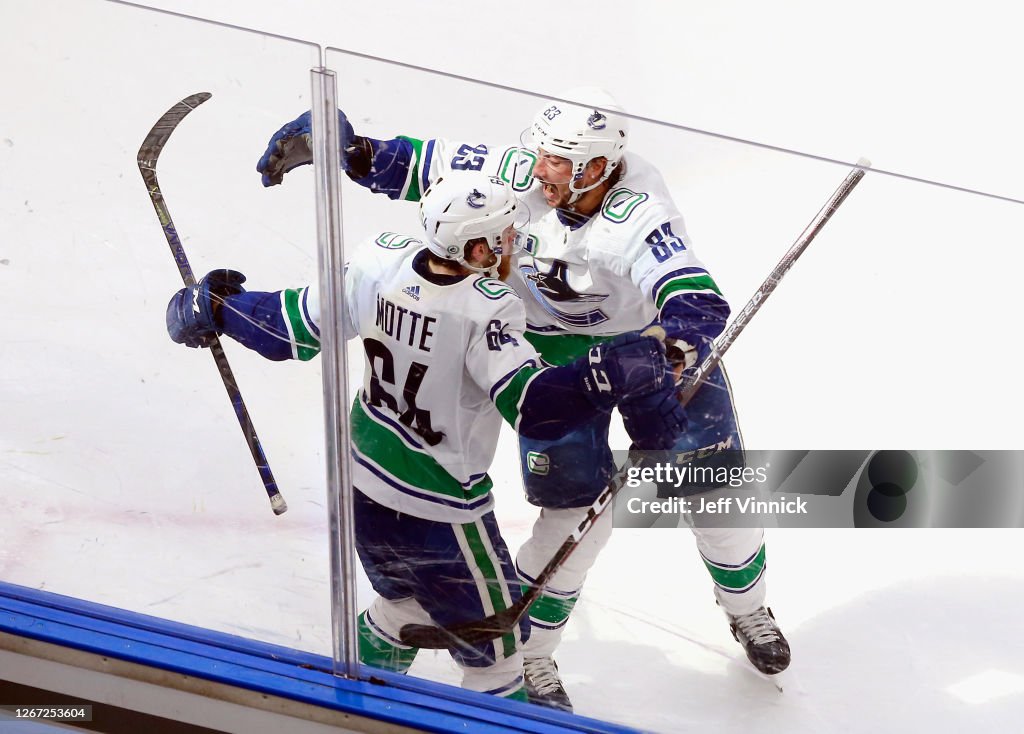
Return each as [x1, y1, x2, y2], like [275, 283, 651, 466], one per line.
[165, 171, 683, 703]
[257, 89, 790, 710]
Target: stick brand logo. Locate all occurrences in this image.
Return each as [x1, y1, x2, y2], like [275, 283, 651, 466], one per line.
[402, 285, 421, 301]
[738, 288, 765, 320]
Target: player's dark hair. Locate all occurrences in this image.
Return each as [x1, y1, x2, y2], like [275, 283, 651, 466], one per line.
[424, 249, 450, 269]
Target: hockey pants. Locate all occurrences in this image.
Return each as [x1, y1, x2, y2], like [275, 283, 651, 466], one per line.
[516, 364, 767, 656]
[353, 488, 528, 699]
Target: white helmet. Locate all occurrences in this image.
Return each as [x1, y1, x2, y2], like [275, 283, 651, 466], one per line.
[527, 86, 629, 199]
[419, 172, 529, 273]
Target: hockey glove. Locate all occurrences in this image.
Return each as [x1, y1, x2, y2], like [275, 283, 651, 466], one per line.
[166, 269, 247, 348]
[579, 332, 672, 409]
[619, 386, 688, 450]
[256, 109, 355, 187]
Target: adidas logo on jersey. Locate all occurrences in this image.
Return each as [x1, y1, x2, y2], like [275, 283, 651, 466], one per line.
[402, 285, 421, 301]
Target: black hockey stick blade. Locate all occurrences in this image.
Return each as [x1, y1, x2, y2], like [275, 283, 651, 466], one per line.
[138, 93, 288, 516]
[399, 450, 648, 649]
[400, 604, 529, 650]
[138, 92, 212, 199]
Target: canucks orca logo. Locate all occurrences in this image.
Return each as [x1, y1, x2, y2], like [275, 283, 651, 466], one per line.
[466, 189, 486, 209]
[587, 111, 607, 130]
[526, 260, 607, 303]
[522, 259, 609, 327]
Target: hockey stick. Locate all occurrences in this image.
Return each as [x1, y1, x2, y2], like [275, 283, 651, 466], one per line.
[138, 92, 287, 516]
[399, 158, 871, 648]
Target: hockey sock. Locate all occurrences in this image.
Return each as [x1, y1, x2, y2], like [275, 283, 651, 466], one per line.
[357, 610, 419, 673]
[702, 541, 767, 609]
[525, 586, 579, 633]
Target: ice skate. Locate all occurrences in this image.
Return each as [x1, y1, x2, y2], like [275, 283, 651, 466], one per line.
[524, 656, 573, 712]
[727, 606, 791, 675]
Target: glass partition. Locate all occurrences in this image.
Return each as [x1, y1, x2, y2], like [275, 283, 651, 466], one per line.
[0, 0, 335, 655]
[2, 2, 1021, 729]
[323, 46, 1024, 731]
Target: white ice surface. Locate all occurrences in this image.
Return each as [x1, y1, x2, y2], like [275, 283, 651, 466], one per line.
[2, 1, 1024, 732]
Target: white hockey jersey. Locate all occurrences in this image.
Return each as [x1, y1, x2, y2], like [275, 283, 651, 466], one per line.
[387, 137, 729, 365]
[280, 234, 547, 522]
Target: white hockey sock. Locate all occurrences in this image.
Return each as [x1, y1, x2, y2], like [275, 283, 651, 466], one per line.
[357, 597, 426, 672]
[515, 507, 613, 656]
[691, 526, 767, 615]
[461, 652, 526, 699]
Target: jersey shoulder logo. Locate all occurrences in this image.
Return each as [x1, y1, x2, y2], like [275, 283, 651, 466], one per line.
[497, 147, 537, 192]
[601, 188, 649, 223]
[375, 232, 421, 250]
[473, 277, 517, 301]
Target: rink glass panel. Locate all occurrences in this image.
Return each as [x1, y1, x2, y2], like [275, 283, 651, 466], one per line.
[0, 1, 335, 656]
[323, 46, 1024, 728]
[0, 3, 1020, 729]
[321, 49, 1024, 454]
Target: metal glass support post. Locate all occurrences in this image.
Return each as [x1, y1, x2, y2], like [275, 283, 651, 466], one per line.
[310, 67, 360, 678]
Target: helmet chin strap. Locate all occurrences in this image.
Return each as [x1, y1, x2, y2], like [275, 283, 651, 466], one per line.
[458, 241, 499, 275]
[565, 159, 613, 208]
[459, 258, 496, 275]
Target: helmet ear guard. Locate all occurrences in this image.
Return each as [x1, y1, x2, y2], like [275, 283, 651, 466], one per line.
[419, 172, 530, 274]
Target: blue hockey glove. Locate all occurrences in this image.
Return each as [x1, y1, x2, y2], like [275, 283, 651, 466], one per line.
[619, 386, 688, 450]
[166, 269, 247, 348]
[580, 332, 672, 408]
[256, 109, 355, 186]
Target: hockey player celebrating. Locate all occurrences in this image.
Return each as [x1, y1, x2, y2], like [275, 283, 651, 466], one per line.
[256, 89, 790, 711]
[165, 171, 683, 703]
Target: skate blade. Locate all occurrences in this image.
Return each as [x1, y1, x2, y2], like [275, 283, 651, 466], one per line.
[757, 666, 801, 694]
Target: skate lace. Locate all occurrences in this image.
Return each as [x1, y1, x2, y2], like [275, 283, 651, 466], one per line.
[734, 608, 780, 646]
[524, 657, 563, 695]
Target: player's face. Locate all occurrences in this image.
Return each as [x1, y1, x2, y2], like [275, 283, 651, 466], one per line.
[465, 241, 499, 271]
[533, 150, 574, 209]
[465, 224, 520, 278]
